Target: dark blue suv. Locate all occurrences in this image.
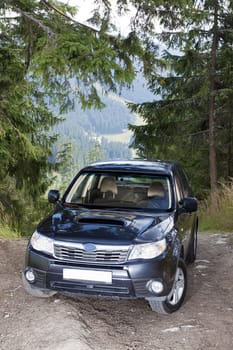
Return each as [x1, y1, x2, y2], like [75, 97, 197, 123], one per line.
[22, 160, 198, 314]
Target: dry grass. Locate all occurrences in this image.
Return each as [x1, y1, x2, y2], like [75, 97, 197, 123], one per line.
[0, 204, 20, 239]
[0, 224, 20, 239]
[199, 181, 233, 232]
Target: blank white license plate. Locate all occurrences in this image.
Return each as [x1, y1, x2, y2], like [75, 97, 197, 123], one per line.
[63, 268, 112, 284]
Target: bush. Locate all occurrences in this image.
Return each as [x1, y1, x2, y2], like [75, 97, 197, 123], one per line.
[0, 185, 52, 237]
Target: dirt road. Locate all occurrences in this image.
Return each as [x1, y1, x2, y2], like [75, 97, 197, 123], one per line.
[0, 232, 233, 350]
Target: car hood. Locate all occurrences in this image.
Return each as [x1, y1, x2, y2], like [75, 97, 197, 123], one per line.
[38, 206, 174, 244]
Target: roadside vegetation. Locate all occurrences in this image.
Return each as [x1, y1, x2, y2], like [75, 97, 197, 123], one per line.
[199, 181, 233, 233]
[0, 225, 20, 240]
[0, 209, 20, 239]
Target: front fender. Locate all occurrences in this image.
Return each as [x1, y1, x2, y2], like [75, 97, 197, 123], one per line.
[165, 232, 182, 292]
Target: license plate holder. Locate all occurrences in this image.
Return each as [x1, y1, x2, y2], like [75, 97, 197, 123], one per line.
[63, 268, 112, 284]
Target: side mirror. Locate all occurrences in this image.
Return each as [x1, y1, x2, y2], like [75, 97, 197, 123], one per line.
[181, 197, 198, 212]
[48, 190, 60, 204]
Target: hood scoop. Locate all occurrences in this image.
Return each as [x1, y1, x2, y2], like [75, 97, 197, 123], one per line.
[77, 217, 125, 226]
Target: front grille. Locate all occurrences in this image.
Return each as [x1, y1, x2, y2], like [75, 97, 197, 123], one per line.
[54, 242, 129, 264]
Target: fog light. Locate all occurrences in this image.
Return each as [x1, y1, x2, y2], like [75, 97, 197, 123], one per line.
[147, 280, 163, 294]
[25, 269, 36, 283]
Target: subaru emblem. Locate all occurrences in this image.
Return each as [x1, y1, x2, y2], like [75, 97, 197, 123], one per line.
[83, 243, 96, 252]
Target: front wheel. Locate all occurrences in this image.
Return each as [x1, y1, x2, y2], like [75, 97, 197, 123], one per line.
[148, 259, 187, 314]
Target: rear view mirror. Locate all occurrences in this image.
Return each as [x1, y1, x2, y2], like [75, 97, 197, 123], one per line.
[182, 197, 198, 212]
[48, 190, 60, 204]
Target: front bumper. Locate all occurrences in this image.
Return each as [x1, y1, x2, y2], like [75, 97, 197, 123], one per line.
[23, 246, 177, 300]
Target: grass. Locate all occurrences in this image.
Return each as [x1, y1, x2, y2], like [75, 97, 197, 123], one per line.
[199, 181, 233, 233]
[0, 224, 20, 239]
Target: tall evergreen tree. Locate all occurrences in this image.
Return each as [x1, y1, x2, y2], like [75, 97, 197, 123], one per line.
[129, 0, 233, 201]
[55, 142, 75, 192]
[0, 0, 156, 229]
[88, 140, 103, 164]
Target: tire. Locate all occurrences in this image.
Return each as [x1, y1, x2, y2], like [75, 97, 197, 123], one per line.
[148, 259, 187, 314]
[187, 220, 198, 264]
[22, 272, 57, 298]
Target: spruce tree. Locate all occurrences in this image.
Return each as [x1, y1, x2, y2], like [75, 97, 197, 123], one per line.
[129, 0, 233, 202]
[0, 0, 155, 229]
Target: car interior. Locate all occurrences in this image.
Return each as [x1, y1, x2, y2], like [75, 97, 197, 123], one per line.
[67, 173, 171, 210]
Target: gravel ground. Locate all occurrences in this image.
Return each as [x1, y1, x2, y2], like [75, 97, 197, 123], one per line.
[0, 232, 233, 350]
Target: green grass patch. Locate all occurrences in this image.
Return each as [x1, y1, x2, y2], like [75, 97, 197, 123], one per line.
[199, 182, 233, 233]
[0, 224, 20, 239]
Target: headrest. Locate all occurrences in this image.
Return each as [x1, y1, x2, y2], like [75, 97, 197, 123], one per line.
[100, 177, 118, 195]
[147, 182, 165, 198]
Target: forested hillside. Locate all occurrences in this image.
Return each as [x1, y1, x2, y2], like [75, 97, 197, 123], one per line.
[52, 76, 154, 172]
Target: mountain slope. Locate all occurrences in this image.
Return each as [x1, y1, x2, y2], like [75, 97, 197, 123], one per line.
[52, 76, 154, 170]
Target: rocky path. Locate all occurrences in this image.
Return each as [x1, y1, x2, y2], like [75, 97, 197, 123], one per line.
[0, 232, 233, 350]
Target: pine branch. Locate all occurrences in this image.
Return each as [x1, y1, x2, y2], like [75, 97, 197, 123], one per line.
[12, 1, 97, 38]
[40, 0, 98, 33]
[15, 8, 56, 38]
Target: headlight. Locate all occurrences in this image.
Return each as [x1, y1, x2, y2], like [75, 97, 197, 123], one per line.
[30, 231, 54, 256]
[128, 238, 166, 260]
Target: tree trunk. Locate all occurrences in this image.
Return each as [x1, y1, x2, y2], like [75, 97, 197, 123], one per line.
[227, 113, 232, 178]
[209, 4, 218, 207]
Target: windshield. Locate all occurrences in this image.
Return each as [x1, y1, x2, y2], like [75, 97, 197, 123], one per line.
[65, 172, 173, 211]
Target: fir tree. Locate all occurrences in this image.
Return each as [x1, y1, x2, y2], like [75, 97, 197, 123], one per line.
[129, 0, 233, 202]
[0, 0, 155, 230]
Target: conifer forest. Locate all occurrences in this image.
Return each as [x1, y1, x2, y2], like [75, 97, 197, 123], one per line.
[1, 0, 233, 233]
